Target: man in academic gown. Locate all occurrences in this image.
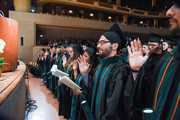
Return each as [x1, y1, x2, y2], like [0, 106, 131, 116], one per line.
[89, 23, 131, 120]
[125, 34, 169, 120]
[127, 0, 180, 119]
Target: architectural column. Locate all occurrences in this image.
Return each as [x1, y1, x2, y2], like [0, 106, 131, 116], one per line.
[123, 15, 128, 24]
[116, 0, 121, 6]
[152, 0, 156, 7]
[154, 19, 158, 27]
[14, 0, 31, 12]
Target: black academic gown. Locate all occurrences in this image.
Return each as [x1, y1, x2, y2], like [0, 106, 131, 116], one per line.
[125, 52, 169, 120]
[37, 57, 44, 78]
[44, 55, 51, 88]
[90, 56, 131, 120]
[71, 65, 97, 120]
[29, 66, 41, 77]
[51, 53, 57, 94]
[59, 61, 77, 119]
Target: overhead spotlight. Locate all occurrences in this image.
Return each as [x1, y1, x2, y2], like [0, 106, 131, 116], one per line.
[40, 35, 43, 38]
[69, 10, 73, 14]
[165, 6, 167, 9]
[140, 21, 143, 24]
[108, 16, 112, 20]
[90, 13, 94, 17]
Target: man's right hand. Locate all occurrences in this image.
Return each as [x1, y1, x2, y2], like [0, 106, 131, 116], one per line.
[127, 38, 150, 71]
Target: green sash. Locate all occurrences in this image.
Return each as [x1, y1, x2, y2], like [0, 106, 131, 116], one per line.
[71, 73, 82, 120]
[152, 44, 180, 120]
[91, 56, 124, 120]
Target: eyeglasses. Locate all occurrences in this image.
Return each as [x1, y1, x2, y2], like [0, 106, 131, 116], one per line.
[97, 40, 110, 45]
[148, 44, 159, 47]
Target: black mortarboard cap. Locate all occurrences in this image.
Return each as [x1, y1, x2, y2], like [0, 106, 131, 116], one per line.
[66, 43, 71, 47]
[53, 45, 57, 49]
[125, 34, 136, 46]
[148, 33, 162, 43]
[103, 23, 127, 49]
[57, 45, 61, 48]
[46, 49, 50, 52]
[50, 46, 53, 49]
[172, 0, 180, 6]
[82, 40, 89, 47]
[41, 48, 46, 52]
[163, 36, 173, 45]
[164, 40, 172, 44]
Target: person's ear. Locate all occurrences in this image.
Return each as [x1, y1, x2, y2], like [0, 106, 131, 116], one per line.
[112, 43, 119, 50]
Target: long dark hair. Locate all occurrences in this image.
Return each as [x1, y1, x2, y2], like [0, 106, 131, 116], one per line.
[67, 44, 83, 71]
[85, 47, 99, 69]
[70, 43, 83, 59]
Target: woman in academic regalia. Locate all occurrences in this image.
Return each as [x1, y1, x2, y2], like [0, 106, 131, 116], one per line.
[37, 48, 46, 79]
[43, 49, 50, 88]
[71, 47, 99, 120]
[58, 44, 83, 119]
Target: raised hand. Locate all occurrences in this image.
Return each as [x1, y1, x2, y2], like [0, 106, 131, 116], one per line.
[56, 53, 58, 60]
[127, 38, 149, 71]
[73, 60, 78, 71]
[78, 55, 90, 76]
[50, 50, 54, 55]
[62, 55, 67, 67]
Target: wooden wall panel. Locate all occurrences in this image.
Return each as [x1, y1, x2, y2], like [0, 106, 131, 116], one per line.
[37, 26, 105, 42]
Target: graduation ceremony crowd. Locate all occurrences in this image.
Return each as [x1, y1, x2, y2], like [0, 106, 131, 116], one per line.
[29, 0, 180, 119]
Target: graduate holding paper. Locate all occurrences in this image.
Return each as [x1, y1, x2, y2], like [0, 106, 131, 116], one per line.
[71, 47, 99, 120]
[59, 43, 83, 119]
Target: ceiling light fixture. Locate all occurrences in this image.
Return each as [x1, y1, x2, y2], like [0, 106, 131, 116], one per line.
[140, 21, 143, 24]
[90, 13, 94, 17]
[69, 10, 73, 14]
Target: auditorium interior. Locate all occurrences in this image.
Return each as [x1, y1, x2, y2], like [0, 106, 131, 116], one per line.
[0, 0, 177, 120]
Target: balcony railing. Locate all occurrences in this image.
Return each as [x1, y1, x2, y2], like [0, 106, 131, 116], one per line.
[37, 0, 167, 18]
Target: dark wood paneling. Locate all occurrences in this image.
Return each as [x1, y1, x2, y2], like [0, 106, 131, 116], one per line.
[148, 11, 159, 15]
[77, 0, 94, 5]
[134, 10, 144, 14]
[99, 2, 113, 8]
[117, 6, 129, 12]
